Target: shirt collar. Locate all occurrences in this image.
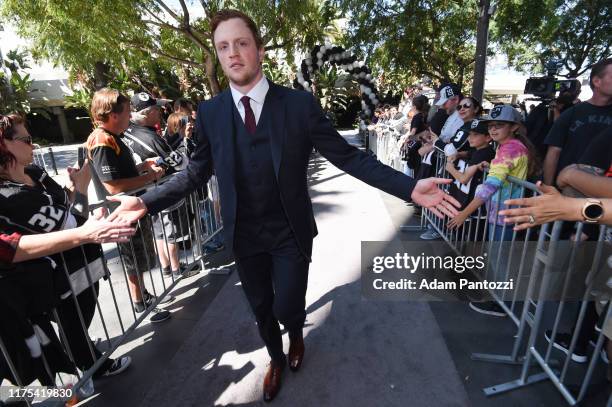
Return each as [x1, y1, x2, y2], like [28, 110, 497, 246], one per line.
[230, 76, 269, 109]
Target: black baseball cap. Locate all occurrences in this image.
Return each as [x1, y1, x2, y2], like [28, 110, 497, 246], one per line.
[131, 92, 158, 112]
[466, 119, 489, 136]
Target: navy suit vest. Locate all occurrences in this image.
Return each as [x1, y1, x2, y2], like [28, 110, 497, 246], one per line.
[232, 101, 292, 256]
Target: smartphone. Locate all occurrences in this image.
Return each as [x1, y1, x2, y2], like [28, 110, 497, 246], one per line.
[77, 146, 87, 168]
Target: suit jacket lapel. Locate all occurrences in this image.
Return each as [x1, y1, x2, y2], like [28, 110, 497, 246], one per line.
[214, 89, 236, 184]
[266, 82, 286, 178]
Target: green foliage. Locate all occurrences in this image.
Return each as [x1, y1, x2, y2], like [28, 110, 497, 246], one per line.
[0, 49, 35, 114]
[313, 64, 355, 126]
[1, 0, 341, 97]
[64, 88, 93, 112]
[338, 0, 479, 89]
[492, 0, 611, 77]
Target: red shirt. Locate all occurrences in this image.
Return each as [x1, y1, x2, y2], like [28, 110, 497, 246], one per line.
[0, 232, 21, 264]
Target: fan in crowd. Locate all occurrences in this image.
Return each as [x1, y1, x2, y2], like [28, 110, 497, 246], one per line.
[0, 114, 136, 387]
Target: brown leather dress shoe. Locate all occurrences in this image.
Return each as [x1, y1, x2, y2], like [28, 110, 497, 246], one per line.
[288, 336, 305, 372]
[263, 361, 284, 402]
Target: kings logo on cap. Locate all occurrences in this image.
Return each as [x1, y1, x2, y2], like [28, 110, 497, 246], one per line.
[138, 93, 150, 101]
[490, 105, 503, 118]
[471, 119, 479, 129]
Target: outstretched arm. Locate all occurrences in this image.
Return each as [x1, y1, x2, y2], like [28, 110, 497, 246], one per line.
[10, 216, 135, 263]
[557, 165, 612, 198]
[500, 182, 612, 229]
[306, 95, 459, 218]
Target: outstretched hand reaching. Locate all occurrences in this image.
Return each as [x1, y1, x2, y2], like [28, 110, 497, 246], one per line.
[410, 177, 461, 219]
[106, 195, 149, 224]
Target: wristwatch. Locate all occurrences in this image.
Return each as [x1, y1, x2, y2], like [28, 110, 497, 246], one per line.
[581, 198, 604, 223]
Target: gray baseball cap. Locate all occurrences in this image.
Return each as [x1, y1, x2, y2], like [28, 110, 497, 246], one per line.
[481, 104, 522, 124]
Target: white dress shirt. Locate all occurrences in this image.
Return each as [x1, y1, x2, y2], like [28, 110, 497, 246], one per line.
[229, 76, 270, 125]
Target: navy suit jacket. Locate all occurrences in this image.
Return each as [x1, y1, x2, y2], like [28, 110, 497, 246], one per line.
[141, 82, 416, 260]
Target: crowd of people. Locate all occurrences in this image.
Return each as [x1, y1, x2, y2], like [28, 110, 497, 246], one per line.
[368, 57, 612, 383]
[0, 34, 610, 402]
[0, 87, 224, 400]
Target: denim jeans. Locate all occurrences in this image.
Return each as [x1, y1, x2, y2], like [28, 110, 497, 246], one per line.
[488, 223, 514, 242]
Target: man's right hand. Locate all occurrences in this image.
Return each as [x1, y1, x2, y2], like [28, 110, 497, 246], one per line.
[150, 164, 166, 181]
[106, 195, 148, 224]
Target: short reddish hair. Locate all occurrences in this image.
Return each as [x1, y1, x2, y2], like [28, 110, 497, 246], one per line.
[90, 88, 129, 125]
[0, 114, 25, 168]
[210, 9, 263, 49]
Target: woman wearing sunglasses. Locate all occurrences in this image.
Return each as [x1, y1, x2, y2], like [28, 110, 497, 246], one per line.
[432, 96, 484, 158]
[0, 114, 135, 386]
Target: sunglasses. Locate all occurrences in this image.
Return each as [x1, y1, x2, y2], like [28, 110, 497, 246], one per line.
[487, 122, 510, 130]
[12, 135, 33, 145]
[457, 103, 473, 110]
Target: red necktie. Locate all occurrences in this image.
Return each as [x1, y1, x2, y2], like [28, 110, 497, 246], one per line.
[241, 96, 256, 134]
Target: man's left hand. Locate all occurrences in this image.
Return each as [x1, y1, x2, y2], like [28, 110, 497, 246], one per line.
[411, 178, 460, 219]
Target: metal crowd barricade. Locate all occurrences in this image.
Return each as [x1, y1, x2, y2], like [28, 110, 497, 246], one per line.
[483, 223, 611, 405]
[32, 145, 59, 176]
[416, 148, 612, 405]
[0, 173, 225, 406]
[368, 128, 612, 405]
[372, 127, 409, 174]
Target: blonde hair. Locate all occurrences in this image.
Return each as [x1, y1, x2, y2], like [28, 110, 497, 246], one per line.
[166, 113, 185, 135]
[90, 88, 129, 125]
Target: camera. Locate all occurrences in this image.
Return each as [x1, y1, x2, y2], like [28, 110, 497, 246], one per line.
[524, 59, 580, 100]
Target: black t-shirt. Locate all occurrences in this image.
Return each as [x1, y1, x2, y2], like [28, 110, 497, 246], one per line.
[525, 102, 553, 161]
[428, 109, 449, 136]
[577, 127, 612, 173]
[544, 101, 612, 177]
[410, 112, 427, 133]
[86, 128, 140, 199]
[449, 145, 496, 209]
[165, 131, 182, 150]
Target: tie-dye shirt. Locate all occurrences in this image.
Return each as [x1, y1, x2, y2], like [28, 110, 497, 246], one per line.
[475, 139, 529, 225]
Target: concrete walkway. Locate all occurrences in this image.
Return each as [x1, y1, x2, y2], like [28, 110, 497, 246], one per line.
[128, 135, 470, 406]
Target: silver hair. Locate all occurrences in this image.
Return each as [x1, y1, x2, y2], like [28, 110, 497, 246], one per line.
[131, 106, 156, 125]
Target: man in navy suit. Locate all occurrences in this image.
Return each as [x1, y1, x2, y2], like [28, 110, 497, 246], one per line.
[109, 9, 459, 402]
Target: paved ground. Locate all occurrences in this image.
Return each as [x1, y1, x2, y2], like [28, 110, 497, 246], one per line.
[33, 134, 610, 406]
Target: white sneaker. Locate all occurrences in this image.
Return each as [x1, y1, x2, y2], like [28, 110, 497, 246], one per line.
[420, 229, 441, 240]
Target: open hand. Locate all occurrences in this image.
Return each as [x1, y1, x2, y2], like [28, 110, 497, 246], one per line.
[448, 210, 468, 229]
[79, 212, 135, 244]
[106, 195, 149, 224]
[411, 178, 461, 219]
[498, 182, 570, 230]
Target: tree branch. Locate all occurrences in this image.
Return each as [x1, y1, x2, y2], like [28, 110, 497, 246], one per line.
[142, 19, 183, 35]
[153, 0, 182, 24]
[178, 0, 190, 26]
[264, 36, 296, 51]
[128, 42, 203, 68]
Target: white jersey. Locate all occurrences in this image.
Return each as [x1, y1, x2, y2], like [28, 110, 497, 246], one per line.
[439, 110, 463, 143]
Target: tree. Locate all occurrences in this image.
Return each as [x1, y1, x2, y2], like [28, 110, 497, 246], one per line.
[338, 0, 480, 89]
[1, 0, 340, 97]
[0, 49, 35, 114]
[492, 0, 611, 77]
